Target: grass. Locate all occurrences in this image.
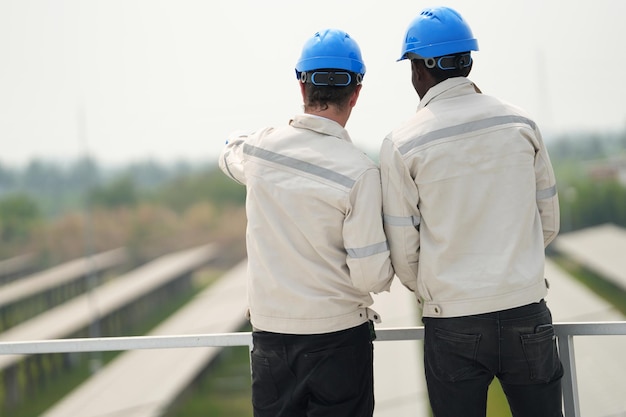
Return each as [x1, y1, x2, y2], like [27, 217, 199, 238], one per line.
[552, 255, 626, 315]
[164, 343, 253, 417]
[487, 380, 512, 417]
[5, 352, 117, 417]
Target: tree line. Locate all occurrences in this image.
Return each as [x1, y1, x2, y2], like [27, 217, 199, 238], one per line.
[548, 130, 626, 232]
[1, 129, 625, 260]
[0, 158, 247, 262]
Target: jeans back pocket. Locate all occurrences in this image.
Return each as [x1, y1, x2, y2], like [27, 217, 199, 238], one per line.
[520, 326, 563, 382]
[428, 328, 481, 382]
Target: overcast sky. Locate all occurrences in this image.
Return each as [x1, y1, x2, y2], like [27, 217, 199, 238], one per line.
[1, 0, 625, 167]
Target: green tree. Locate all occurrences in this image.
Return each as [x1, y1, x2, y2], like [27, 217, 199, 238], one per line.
[153, 168, 246, 212]
[0, 193, 41, 242]
[559, 179, 626, 232]
[89, 176, 139, 208]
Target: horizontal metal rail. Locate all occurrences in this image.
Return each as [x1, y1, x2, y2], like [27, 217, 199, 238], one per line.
[0, 332, 255, 355]
[0, 321, 624, 417]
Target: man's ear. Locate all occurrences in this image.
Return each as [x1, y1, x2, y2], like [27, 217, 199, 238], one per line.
[349, 84, 362, 108]
[299, 81, 306, 99]
[411, 60, 424, 80]
[462, 61, 473, 77]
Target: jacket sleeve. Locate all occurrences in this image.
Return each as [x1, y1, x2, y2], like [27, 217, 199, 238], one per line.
[379, 138, 420, 292]
[533, 129, 560, 246]
[343, 167, 394, 294]
[218, 132, 249, 185]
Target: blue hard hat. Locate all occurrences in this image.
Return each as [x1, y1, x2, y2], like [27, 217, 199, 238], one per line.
[398, 6, 478, 61]
[295, 28, 366, 78]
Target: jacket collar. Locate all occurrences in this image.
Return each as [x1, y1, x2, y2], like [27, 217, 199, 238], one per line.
[289, 114, 353, 143]
[418, 77, 481, 110]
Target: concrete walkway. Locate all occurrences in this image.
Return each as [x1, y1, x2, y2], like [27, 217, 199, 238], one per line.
[553, 223, 626, 291]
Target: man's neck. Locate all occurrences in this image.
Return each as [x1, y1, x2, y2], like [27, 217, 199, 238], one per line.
[305, 106, 350, 127]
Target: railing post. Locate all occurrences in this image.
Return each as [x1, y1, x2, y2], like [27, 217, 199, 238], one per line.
[558, 334, 580, 417]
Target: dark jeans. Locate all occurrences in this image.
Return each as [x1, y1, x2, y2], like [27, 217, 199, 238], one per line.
[250, 322, 374, 417]
[423, 300, 564, 417]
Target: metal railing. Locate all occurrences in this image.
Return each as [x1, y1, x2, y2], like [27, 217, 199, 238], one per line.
[1, 321, 625, 417]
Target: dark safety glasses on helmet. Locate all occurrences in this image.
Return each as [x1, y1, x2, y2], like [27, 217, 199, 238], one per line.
[404, 52, 472, 71]
[299, 71, 363, 86]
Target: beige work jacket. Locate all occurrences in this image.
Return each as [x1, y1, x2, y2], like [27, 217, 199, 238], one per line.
[220, 114, 393, 333]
